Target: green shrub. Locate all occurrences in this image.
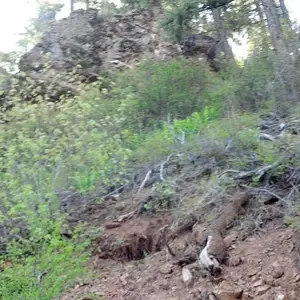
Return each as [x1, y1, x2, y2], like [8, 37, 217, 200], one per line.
[115, 58, 219, 128]
[233, 50, 274, 111]
[0, 87, 134, 298]
[0, 233, 89, 300]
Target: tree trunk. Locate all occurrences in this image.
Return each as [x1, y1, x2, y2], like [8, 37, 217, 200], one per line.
[254, 0, 269, 47]
[70, 0, 75, 12]
[260, 0, 297, 104]
[255, 0, 265, 22]
[211, 7, 235, 62]
[260, 0, 287, 52]
[278, 0, 291, 25]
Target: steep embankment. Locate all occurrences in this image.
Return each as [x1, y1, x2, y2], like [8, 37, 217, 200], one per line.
[58, 113, 300, 300]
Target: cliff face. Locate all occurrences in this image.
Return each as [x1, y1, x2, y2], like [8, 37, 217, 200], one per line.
[19, 8, 180, 80]
[0, 8, 219, 106]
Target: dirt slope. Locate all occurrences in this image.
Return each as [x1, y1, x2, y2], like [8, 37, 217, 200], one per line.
[58, 196, 300, 300]
[58, 113, 300, 300]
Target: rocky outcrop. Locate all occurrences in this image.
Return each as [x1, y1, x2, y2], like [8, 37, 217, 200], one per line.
[13, 7, 183, 102]
[180, 34, 219, 60]
[19, 8, 180, 82]
[0, 8, 221, 105]
[180, 34, 221, 71]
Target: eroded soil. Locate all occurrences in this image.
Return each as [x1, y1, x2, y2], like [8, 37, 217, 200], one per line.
[57, 114, 300, 300]
[59, 202, 300, 300]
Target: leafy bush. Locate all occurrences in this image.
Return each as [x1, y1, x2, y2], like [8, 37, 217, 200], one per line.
[115, 58, 219, 128]
[233, 50, 274, 111]
[0, 87, 134, 298]
[0, 231, 89, 300]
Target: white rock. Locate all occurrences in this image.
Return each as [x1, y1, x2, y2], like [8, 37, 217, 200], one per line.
[181, 267, 193, 287]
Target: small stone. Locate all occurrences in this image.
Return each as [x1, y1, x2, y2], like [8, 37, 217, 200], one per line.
[159, 263, 173, 275]
[271, 263, 284, 279]
[275, 294, 287, 300]
[110, 193, 121, 201]
[253, 280, 264, 287]
[186, 262, 200, 272]
[213, 281, 243, 300]
[264, 275, 274, 286]
[159, 282, 170, 290]
[105, 222, 121, 229]
[256, 285, 270, 296]
[241, 293, 252, 300]
[273, 270, 284, 279]
[181, 267, 194, 287]
[224, 232, 239, 248]
[228, 256, 241, 267]
[192, 224, 207, 245]
[115, 203, 126, 211]
[247, 270, 257, 277]
[120, 273, 129, 286]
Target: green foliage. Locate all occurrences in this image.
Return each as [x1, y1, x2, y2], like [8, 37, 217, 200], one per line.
[233, 51, 274, 111]
[115, 58, 221, 129]
[153, 179, 177, 209]
[173, 106, 220, 135]
[161, 0, 200, 42]
[205, 113, 260, 142]
[0, 234, 89, 300]
[256, 142, 281, 165]
[0, 81, 134, 297]
[1, 30, 298, 299]
[22, 1, 64, 46]
[120, 0, 161, 9]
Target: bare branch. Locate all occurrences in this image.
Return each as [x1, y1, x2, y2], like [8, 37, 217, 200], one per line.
[259, 133, 276, 141]
[136, 169, 152, 196]
[117, 209, 137, 222]
[159, 154, 174, 181]
[219, 161, 281, 180]
[250, 187, 286, 203]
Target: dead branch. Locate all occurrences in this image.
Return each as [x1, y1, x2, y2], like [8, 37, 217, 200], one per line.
[116, 152, 182, 221]
[159, 154, 174, 181]
[117, 209, 137, 222]
[234, 162, 279, 179]
[250, 187, 285, 203]
[136, 169, 152, 196]
[60, 192, 80, 203]
[217, 169, 241, 178]
[219, 161, 281, 180]
[259, 133, 276, 141]
[102, 182, 131, 201]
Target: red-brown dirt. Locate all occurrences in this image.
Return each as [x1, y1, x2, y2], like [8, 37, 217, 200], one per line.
[59, 209, 300, 300]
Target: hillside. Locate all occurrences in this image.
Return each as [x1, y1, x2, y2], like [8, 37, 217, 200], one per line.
[1, 1, 300, 300]
[55, 111, 300, 300]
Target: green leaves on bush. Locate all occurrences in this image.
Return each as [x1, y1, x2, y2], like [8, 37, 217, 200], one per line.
[115, 58, 221, 129]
